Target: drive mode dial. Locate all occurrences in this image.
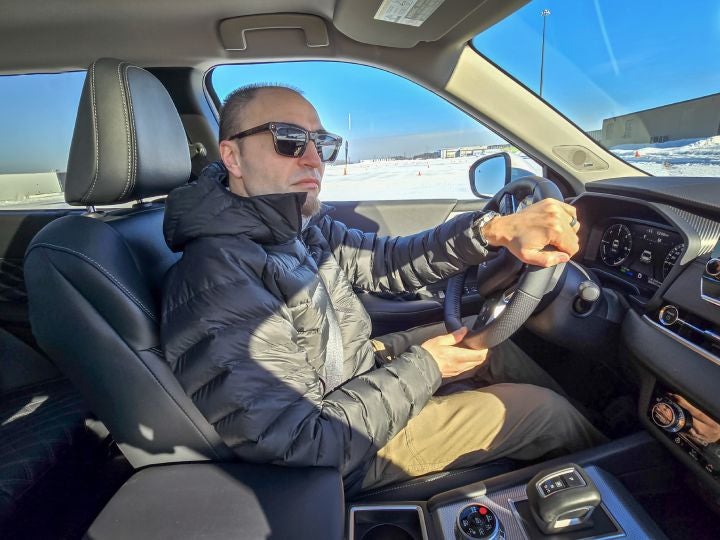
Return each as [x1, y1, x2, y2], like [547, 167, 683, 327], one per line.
[456, 503, 504, 539]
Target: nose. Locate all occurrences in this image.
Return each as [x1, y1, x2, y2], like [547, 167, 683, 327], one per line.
[299, 140, 322, 167]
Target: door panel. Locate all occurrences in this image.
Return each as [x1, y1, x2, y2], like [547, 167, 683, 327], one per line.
[328, 199, 489, 335]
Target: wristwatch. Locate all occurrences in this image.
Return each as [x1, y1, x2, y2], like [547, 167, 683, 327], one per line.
[471, 211, 500, 248]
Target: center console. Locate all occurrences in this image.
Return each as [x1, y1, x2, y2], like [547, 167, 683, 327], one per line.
[429, 464, 655, 539]
[348, 435, 669, 540]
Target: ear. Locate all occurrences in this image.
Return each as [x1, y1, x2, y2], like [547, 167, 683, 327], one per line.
[219, 140, 243, 178]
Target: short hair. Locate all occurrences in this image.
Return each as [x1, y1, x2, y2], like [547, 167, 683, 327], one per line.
[219, 83, 304, 142]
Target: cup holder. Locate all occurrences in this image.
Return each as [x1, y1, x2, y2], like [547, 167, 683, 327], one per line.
[360, 523, 415, 540]
[350, 506, 426, 540]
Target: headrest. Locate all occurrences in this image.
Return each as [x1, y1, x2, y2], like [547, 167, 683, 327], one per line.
[65, 58, 191, 206]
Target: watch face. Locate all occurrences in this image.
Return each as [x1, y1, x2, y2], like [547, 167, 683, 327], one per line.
[473, 212, 499, 247]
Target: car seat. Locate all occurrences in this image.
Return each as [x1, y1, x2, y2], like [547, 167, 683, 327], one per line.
[24, 58, 514, 501]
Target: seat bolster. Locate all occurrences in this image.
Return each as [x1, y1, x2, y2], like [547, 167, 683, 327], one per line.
[26, 214, 161, 351]
[24, 213, 233, 467]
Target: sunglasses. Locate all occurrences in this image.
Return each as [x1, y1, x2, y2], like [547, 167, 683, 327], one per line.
[227, 122, 343, 163]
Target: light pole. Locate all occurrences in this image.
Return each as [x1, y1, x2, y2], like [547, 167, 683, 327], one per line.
[344, 112, 351, 175]
[540, 9, 551, 97]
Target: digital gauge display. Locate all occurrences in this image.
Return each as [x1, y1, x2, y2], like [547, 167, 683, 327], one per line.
[663, 244, 685, 279]
[600, 224, 632, 266]
[595, 221, 683, 290]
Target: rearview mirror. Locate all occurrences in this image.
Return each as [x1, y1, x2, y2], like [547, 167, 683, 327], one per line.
[469, 152, 511, 198]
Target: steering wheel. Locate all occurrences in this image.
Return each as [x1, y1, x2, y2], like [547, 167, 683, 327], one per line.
[444, 176, 566, 349]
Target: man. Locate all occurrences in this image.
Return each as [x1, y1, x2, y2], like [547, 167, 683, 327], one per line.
[161, 84, 604, 494]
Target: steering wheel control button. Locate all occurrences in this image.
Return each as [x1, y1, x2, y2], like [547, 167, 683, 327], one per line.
[706, 258, 720, 278]
[455, 504, 503, 539]
[658, 305, 679, 326]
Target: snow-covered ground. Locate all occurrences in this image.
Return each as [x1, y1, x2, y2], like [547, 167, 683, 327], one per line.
[323, 152, 542, 201]
[2, 136, 720, 209]
[611, 135, 720, 177]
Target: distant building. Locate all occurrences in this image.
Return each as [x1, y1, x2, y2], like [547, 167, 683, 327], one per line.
[601, 93, 720, 147]
[585, 129, 602, 143]
[0, 172, 62, 202]
[440, 144, 512, 158]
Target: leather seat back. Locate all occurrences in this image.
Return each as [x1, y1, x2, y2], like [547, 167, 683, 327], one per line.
[25, 58, 233, 467]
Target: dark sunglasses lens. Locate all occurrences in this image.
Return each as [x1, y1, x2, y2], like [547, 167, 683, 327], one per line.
[315, 133, 341, 162]
[274, 125, 307, 157]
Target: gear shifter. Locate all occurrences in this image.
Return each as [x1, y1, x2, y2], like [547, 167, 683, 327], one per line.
[526, 464, 601, 534]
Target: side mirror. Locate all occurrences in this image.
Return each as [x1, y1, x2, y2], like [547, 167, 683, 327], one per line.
[469, 152, 511, 198]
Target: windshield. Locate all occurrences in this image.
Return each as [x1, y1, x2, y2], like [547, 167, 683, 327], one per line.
[472, 0, 720, 177]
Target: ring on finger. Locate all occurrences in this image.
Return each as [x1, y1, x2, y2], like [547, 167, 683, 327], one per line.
[569, 216, 578, 228]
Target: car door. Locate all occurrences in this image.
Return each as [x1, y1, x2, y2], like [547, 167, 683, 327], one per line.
[330, 199, 489, 335]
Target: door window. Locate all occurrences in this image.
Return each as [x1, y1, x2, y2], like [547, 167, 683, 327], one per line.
[0, 72, 84, 209]
[210, 62, 541, 201]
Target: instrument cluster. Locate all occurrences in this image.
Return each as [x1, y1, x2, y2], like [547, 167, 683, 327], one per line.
[592, 219, 684, 290]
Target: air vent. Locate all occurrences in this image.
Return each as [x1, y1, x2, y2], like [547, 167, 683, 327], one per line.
[701, 239, 720, 306]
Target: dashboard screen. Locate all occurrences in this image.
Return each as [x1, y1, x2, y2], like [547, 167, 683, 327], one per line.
[596, 221, 684, 289]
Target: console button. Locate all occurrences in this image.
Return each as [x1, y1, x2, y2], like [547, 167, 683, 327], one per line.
[651, 397, 691, 433]
[540, 476, 567, 495]
[561, 471, 586, 488]
[706, 258, 720, 277]
[456, 504, 502, 539]
[658, 305, 679, 326]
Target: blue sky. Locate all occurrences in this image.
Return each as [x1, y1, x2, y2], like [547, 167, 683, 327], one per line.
[473, 0, 720, 131]
[2, 0, 719, 172]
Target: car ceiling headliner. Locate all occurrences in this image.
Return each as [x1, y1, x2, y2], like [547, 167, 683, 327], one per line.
[1, 0, 527, 74]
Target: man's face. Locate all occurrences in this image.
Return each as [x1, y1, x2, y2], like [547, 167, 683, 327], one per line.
[221, 88, 326, 217]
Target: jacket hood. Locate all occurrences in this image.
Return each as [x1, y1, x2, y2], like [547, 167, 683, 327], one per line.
[164, 161, 322, 251]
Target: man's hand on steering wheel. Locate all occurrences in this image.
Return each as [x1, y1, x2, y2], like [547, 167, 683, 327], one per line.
[445, 176, 581, 351]
[481, 199, 581, 268]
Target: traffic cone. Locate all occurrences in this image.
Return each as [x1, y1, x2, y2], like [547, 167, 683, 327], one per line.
[634, 150, 640, 158]
[417, 171, 422, 176]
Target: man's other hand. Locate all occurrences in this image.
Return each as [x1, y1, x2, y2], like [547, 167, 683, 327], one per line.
[421, 327, 488, 380]
[481, 199, 580, 267]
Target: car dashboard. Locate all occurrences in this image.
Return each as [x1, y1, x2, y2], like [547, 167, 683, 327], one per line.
[571, 178, 720, 499]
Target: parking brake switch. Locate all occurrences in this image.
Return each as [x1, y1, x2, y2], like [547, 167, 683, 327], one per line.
[526, 464, 601, 534]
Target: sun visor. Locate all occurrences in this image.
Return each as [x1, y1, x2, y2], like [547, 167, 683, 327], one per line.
[333, 0, 529, 48]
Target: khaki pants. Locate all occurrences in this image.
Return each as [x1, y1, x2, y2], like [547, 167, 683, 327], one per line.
[362, 321, 606, 490]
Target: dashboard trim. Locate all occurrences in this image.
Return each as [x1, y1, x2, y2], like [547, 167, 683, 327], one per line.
[641, 314, 720, 370]
[700, 289, 720, 309]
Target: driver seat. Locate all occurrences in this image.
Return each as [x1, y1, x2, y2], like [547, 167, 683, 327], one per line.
[24, 58, 513, 499]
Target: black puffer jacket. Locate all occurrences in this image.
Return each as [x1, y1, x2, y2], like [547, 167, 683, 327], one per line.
[161, 163, 489, 491]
